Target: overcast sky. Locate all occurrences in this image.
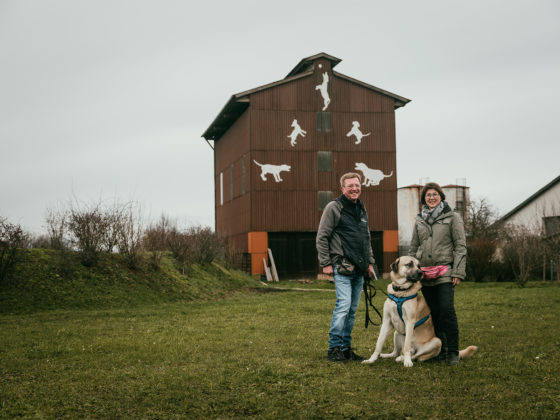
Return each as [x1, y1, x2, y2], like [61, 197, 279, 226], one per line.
[1, 0, 559, 234]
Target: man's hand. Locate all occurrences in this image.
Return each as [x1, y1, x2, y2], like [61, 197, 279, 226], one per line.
[322, 265, 334, 275]
[368, 264, 375, 278]
[452, 277, 461, 286]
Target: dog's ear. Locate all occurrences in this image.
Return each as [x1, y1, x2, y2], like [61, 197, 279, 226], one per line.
[391, 258, 400, 274]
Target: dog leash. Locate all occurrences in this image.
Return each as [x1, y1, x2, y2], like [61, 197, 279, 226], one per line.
[362, 266, 386, 328]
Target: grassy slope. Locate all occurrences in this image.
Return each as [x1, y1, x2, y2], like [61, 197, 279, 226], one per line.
[0, 249, 262, 314]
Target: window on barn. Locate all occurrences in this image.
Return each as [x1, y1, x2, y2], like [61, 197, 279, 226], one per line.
[220, 172, 223, 206]
[317, 112, 331, 132]
[230, 164, 234, 201]
[318, 191, 333, 210]
[241, 155, 246, 195]
[543, 216, 560, 237]
[318, 151, 332, 172]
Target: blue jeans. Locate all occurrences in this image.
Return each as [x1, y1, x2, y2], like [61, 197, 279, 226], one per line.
[328, 265, 364, 350]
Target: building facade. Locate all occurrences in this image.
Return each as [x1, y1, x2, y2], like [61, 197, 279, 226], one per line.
[202, 53, 410, 278]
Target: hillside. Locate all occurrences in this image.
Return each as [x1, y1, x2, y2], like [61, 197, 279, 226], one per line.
[0, 249, 262, 313]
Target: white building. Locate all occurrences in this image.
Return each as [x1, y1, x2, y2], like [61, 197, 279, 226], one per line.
[398, 184, 470, 255]
[500, 175, 560, 236]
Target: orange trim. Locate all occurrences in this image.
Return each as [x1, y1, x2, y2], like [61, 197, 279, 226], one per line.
[251, 252, 268, 275]
[248, 231, 268, 253]
[383, 230, 399, 253]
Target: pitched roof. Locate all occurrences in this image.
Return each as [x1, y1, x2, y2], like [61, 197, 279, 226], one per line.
[500, 175, 560, 221]
[201, 53, 411, 141]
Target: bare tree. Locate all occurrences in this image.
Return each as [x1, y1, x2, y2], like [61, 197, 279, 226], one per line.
[500, 225, 545, 287]
[465, 198, 500, 281]
[0, 216, 27, 282]
[67, 201, 109, 267]
[143, 214, 171, 269]
[45, 207, 68, 250]
[116, 202, 143, 269]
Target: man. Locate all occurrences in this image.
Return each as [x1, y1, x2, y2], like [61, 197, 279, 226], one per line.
[316, 172, 375, 362]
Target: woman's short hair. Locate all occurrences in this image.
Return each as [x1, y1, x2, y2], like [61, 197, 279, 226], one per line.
[340, 172, 362, 187]
[421, 182, 446, 205]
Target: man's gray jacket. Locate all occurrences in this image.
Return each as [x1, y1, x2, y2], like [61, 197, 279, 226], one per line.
[316, 195, 375, 271]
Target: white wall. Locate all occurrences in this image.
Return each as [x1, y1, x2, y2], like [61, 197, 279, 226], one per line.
[503, 183, 560, 232]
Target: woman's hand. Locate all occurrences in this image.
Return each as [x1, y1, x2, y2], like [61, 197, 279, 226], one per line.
[452, 277, 461, 286]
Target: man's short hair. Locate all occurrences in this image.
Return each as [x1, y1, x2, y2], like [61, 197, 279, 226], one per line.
[340, 172, 362, 187]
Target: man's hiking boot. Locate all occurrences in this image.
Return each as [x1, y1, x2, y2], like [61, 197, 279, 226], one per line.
[343, 348, 365, 361]
[327, 347, 347, 362]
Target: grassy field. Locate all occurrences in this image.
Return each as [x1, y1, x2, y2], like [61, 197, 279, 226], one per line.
[1, 274, 559, 419]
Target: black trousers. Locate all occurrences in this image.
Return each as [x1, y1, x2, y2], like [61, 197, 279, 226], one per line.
[421, 282, 459, 355]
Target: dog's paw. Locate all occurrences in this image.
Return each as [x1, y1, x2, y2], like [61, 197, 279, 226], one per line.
[362, 354, 379, 364]
[395, 356, 404, 363]
[404, 356, 413, 367]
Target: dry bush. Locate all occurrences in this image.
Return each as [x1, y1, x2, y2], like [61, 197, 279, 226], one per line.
[0, 216, 27, 282]
[465, 198, 500, 281]
[142, 215, 224, 272]
[45, 208, 68, 250]
[116, 203, 143, 269]
[187, 225, 224, 265]
[500, 225, 545, 287]
[143, 215, 172, 269]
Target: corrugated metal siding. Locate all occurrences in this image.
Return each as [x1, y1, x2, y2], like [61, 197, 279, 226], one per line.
[216, 193, 251, 240]
[252, 191, 319, 231]
[214, 109, 250, 172]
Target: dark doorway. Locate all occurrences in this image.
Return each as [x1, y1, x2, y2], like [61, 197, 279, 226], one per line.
[370, 231, 384, 273]
[268, 232, 318, 279]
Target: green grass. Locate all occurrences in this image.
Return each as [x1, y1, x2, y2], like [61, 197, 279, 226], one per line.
[1, 272, 559, 419]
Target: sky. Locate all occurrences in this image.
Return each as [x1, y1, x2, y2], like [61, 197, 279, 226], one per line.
[1, 0, 559, 234]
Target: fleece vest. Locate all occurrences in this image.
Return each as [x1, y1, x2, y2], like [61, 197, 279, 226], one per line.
[336, 195, 370, 274]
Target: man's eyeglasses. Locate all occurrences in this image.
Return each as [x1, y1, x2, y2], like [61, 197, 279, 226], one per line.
[344, 184, 361, 189]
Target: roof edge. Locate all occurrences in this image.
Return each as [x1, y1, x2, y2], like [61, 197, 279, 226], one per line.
[500, 175, 560, 221]
[334, 71, 411, 109]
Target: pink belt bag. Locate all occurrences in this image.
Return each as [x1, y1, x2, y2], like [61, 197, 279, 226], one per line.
[421, 265, 450, 280]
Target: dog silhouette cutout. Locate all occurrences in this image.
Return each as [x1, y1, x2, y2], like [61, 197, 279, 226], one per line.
[354, 162, 393, 186]
[346, 121, 371, 144]
[287, 119, 307, 147]
[253, 160, 291, 182]
[315, 72, 331, 111]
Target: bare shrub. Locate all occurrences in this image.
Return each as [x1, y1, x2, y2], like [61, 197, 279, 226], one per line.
[187, 225, 224, 264]
[142, 216, 224, 272]
[67, 201, 109, 267]
[465, 198, 500, 281]
[0, 216, 27, 282]
[45, 208, 68, 250]
[143, 215, 171, 269]
[500, 225, 545, 287]
[27, 233, 51, 249]
[116, 202, 143, 269]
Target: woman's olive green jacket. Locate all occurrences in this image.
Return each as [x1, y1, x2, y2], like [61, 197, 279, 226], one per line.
[408, 202, 467, 286]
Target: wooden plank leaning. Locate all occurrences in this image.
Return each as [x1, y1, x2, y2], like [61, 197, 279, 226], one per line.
[268, 248, 279, 282]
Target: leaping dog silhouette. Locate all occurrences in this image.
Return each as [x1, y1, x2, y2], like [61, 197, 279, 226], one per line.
[287, 119, 307, 147]
[346, 121, 371, 145]
[315, 72, 331, 111]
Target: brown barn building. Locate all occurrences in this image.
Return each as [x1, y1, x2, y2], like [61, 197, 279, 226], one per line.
[202, 53, 410, 278]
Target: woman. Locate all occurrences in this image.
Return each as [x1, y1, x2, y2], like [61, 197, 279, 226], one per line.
[408, 182, 467, 366]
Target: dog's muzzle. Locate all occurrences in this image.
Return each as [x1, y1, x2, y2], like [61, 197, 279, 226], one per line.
[407, 269, 424, 282]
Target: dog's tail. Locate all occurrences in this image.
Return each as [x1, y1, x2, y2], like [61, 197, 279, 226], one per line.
[383, 171, 394, 178]
[253, 160, 263, 167]
[459, 345, 478, 360]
